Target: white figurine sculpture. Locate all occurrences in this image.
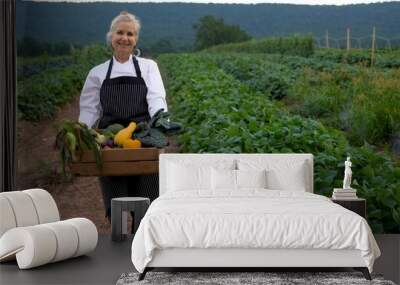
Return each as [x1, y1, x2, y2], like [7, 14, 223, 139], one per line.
[343, 156, 353, 190]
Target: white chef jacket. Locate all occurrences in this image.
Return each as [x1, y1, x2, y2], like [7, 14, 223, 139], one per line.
[79, 54, 167, 128]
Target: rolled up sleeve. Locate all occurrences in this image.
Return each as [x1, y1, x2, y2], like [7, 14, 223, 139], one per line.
[146, 60, 168, 117]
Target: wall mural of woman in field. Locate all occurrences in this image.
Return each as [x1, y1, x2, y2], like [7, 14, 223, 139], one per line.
[12, 0, 400, 237]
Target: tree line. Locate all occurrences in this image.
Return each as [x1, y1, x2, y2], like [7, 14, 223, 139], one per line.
[18, 16, 251, 57]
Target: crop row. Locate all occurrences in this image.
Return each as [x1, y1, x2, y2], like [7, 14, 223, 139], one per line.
[313, 48, 400, 68]
[17, 45, 110, 121]
[206, 35, 314, 57]
[204, 53, 400, 147]
[158, 53, 400, 234]
[203, 53, 355, 99]
[17, 55, 74, 81]
[205, 35, 400, 68]
[289, 67, 400, 146]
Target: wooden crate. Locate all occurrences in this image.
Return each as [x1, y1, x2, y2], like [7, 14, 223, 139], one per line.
[70, 148, 164, 176]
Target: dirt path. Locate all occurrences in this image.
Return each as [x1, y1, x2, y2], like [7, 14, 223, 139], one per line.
[17, 97, 111, 234]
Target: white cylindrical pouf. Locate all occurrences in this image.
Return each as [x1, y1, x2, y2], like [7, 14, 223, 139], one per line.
[42, 221, 79, 263]
[0, 226, 57, 269]
[64, 218, 98, 257]
[0, 196, 17, 237]
[23, 189, 60, 223]
[0, 189, 98, 269]
[0, 192, 39, 227]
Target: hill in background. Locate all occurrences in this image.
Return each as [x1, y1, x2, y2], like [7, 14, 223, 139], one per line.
[17, 0, 400, 51]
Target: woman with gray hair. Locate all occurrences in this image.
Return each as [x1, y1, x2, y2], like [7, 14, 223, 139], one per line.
[78, 11, 167, 223]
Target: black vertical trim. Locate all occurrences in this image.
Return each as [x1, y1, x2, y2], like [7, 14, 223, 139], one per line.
[132, 57, 142, 78]
[0, 0, 17, 192]
[105, 58, 113, 80]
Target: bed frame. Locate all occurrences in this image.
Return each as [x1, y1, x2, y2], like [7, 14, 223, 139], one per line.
[139, 248, 370, 280]
[138, 154, 372, 281]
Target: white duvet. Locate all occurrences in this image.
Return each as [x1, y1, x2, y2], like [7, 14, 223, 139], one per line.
[131, 190, 380, 273]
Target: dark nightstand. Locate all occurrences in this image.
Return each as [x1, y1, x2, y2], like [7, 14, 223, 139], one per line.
[331, 198, 366, 219]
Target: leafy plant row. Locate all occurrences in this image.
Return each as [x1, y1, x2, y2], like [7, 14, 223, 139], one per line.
[205, 34, 400, 68]
[206, 35, 314, 57]
[205, 53, 400, 147]
[17, 55, 73, 81]
[17, 45, 110, 121]
[204, 53, 355, 100]
[288, 67, 400, 146]
[18, 65, 85, 120]
[261, 53, 355, 72]
[313, 48, 400, 68]
[158, 53, 400, 234]
[208, 53, 295, 100]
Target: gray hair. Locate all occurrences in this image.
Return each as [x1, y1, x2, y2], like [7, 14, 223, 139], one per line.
[106, 11, 141, 45]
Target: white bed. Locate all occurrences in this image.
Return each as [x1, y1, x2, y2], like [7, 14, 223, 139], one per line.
[131, 154, 380, 280]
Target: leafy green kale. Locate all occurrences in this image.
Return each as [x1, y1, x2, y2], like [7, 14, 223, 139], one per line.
[132, 109, 183, 148]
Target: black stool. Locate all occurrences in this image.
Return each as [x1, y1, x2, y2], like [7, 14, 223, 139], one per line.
[111, 197, 150, 242]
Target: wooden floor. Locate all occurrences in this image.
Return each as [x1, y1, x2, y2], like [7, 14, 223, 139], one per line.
[0, 235, 134, 285]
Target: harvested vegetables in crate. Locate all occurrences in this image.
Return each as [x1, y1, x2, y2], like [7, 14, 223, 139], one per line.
[55, 109, 182, 176]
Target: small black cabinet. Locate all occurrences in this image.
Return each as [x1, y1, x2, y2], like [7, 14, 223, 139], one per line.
[331, 198, 366, 219]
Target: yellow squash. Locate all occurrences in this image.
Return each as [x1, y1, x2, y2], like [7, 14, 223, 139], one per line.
[122, 139, 142, 149]
[113, 122, 139, 148]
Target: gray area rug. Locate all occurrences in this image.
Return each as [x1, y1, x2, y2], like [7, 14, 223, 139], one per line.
[116, 272, 396, 285]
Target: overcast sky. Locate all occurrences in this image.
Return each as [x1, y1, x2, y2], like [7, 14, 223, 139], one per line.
[30, 0, 399, 6]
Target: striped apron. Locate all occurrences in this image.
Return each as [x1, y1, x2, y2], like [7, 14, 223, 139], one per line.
[98, 57, 159, 220]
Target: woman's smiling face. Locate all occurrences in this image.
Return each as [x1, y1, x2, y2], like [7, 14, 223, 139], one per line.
[111, 21, 137, 58]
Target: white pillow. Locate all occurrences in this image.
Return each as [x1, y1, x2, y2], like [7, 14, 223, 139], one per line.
[166, 159, 236, 193]
[238, 159, 309, 192]
[266, 167, 307, 192]
[211, 169, 268, 191]
[236, 169, 267, 189]
[167, 162, 211, 192]
[211, 168, 236, 191]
